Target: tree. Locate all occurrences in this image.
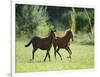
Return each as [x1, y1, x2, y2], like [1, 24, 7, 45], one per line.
[71, 7, 76, 32]
[84, 8, 92, 33]
[16, 4, 48, 38]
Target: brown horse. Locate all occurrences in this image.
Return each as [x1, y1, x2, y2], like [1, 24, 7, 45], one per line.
[53, 28, 74, 60]
[25, 29, 56, 62]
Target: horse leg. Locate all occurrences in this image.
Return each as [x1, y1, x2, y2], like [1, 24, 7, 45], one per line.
[68, 47, 72, 55]
[48, 51, 51, 61]
[44, 50, 50, 62]
[53, 44, 57, 60]
[56, 47, 62, 60]
[32, 48, 37, 60]
[65, 47, 72, 59]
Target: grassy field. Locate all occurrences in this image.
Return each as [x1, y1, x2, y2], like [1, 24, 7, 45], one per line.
[16, 38, 94, 73]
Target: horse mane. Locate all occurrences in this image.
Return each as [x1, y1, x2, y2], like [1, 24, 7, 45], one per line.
[64, 28, 72, 36]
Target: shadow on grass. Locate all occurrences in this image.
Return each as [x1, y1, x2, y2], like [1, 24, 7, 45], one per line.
[27, 59, 45, 63]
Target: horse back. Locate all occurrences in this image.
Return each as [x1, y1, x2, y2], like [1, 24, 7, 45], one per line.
[53, 36, 69, 48]
[31, 36, 52, 50]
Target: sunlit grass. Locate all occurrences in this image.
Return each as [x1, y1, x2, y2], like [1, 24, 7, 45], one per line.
[16, 39, 94, 73]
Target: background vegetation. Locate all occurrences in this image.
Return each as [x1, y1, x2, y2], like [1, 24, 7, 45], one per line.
[16, 4, 94, 39]
[15, 4, 94, 72]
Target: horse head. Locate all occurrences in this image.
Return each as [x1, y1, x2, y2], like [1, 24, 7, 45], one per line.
[69, 29, 74, 41]
[65, 28, 74, 42]
[49, 29, 56, 39]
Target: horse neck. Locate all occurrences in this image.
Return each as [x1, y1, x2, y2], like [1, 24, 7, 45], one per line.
[64, 33, 71, 42]
[47, 34, 54, 43]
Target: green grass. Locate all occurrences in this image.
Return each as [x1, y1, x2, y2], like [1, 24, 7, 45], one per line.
[16, 39, 94, 73]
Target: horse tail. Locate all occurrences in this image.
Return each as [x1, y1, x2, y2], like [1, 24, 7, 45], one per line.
[25, 39, 32, 47]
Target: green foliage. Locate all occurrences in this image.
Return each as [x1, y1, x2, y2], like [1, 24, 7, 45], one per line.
[16, 4, 94, 39]
[35, 24, 50, 37]
[61, 11, 71, 26]
[16, 4, 48, 38]
[74, 32, 94, 45]
[76, 12, 90, 32]
[53, 20, 65, 31]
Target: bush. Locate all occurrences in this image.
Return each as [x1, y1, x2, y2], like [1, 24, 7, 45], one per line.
[35, 24, 50, 37]
[76, 12, 90, 33]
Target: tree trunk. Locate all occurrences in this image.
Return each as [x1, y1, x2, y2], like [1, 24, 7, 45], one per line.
[84, 8, 92, 33]
[71, 7, 76, 33]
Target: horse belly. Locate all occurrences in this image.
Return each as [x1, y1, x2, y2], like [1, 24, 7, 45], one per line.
[38, 42, 51, 50]
[57, 42, 67, 48]
[39, 47, 47, 50]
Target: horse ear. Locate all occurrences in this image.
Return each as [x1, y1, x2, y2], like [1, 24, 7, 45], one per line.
[49, 26, 56, 32]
